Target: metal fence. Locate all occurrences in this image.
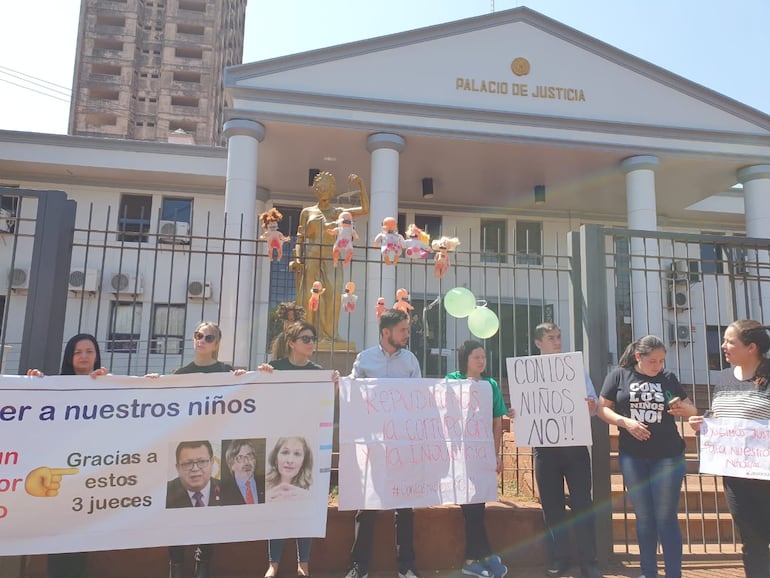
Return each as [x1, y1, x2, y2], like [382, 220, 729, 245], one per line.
[3, 189, 767, 555]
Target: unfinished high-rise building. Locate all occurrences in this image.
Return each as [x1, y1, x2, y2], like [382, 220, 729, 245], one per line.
[69, 0, 247, 145]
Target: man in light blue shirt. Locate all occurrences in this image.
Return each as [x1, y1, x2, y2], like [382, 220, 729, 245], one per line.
[346, 308, 422, 578]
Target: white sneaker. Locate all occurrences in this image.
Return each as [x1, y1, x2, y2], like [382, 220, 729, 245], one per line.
[398, 569, 423, 578]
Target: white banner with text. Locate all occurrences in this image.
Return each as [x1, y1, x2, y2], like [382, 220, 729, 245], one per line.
[698, 417, 770, 480]
[506, 352, 592, 447]
[338, 377, 498, 510]
[0, 371, 334, 555]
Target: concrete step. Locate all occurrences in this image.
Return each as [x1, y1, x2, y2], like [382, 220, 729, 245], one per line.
[21, 503, 547, 578]
[608, 454, 702, 475]
[610, 474, 729, 513]
[613, 511, 736, 543]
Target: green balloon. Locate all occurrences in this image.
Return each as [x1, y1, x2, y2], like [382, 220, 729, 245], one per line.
[468, 306, 500, 339]
[444, 287, 476, 318]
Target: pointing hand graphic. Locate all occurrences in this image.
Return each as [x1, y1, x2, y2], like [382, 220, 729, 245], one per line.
[25, 466, 79, 497]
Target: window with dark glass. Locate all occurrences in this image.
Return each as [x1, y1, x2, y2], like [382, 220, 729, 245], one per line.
[515, 221, 542, 265]
[481, 219, 506, 263]
[117, 194, 152, 243]
[107, 302, 143, 353]
[151, 304, 185, 354]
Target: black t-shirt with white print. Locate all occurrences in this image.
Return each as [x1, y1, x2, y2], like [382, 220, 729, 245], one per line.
[601, 366, 687, 458]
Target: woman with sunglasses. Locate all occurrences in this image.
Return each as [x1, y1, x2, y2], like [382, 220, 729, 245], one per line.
[168, 321, 244, 578]
[257, 321, 327, 578]
[174, 321, 244, 375]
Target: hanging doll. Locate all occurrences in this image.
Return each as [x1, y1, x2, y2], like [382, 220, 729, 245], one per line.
[341, 281, 358, 313]
[404, 224, 432, 259]
[431, 236, 461, 279]
[374, 297, 387, 320]
[259, 208, 289, 262]
[308, 281, 325, 312]
[373, 216, 405, 265]
[327, 210, 359, 267]
[393, 288, 414, 315]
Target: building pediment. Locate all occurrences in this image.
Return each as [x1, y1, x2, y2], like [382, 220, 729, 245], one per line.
[226, 7, 770, 137]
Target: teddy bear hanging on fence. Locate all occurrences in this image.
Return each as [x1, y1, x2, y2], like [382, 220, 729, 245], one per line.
[259, 208, 289, 262]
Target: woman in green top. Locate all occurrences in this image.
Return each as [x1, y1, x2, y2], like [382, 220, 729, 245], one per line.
[446, 340, 508, 578]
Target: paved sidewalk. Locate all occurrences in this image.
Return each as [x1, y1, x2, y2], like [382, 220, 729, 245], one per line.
[346, 556, 746, 578]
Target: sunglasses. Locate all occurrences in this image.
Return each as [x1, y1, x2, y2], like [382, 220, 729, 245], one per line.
[194, 332, 217, 343]
[295, 335, 317, 344]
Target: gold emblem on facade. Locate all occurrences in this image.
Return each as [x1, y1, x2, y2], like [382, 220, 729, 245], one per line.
[511, 57, 530, 76]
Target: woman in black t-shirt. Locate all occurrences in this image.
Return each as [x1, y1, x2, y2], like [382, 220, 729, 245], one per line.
[258, 321, 323, 578]
[597, 335, 696, 578]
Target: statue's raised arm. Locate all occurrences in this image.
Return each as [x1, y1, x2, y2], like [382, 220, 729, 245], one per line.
[346, 173, 369, 218]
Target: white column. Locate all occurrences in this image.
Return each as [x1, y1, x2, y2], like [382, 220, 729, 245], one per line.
[220, 119, 265, 367]
[365, 133, 405, 348]
[738, 164, 770, 320]
[621, 155, 663, 338]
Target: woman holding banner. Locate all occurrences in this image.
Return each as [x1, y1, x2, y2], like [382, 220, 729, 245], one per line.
[167, 321, 244, 578]
[689, 320, 770, 578]
[257, 321, 330, 578]
[445, 340, 508, 578]
[27, 333, 108, 578]
[597, 335, 696, 578]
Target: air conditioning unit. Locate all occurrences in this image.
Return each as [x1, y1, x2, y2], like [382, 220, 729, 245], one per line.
[667, 285, 690, 309]
[110, 272, 143, 296]
[159, 220, 190, 244]
[68, 269, 100, 293]
[8, 267, 29, 292]
[188, 280, 212, 299]
[666, 260, 690, 281]
[668, 323, 692, 344]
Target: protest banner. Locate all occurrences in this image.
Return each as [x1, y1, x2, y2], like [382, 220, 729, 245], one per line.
[699, 417, 770, 480]
[0, 370, 334, 555]
[506, 352, 592, 447]
[338, 376, 498, 510]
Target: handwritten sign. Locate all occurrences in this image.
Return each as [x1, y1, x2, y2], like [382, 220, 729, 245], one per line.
[0, 371, 333, 555]
[698, 417, 770, 480]
[506, 352, 592, 447]
[338, 377, 498, 510]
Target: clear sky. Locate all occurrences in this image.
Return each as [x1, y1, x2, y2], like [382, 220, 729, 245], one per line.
[1, 0, 768, 135]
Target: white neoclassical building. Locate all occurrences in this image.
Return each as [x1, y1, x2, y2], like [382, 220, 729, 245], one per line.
[1, 7, 769, 378]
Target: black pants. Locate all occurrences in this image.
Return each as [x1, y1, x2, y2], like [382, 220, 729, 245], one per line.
[48, 553, 87, 578]
[169, 544, 213, 566]
[461, 503, 492, 560]
[534, 446, 597, 568]
[351, 508, 414, 572]
[723, 476, 770, 578]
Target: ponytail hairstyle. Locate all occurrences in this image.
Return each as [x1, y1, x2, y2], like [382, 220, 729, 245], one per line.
[728, 319, 770, 390]
[618, 335, 666, 369]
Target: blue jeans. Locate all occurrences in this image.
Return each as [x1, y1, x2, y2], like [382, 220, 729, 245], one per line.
[619, 453, 685, 578]
[268, 537, 312, 564]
